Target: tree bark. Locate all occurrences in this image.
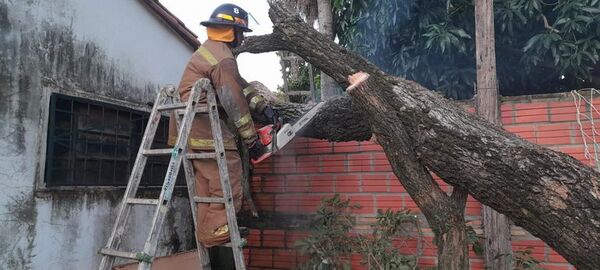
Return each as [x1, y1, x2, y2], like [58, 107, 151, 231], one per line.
[316, 0, 338, 100]
[474, 0, 513, 268]
[234, 1, 600, 269]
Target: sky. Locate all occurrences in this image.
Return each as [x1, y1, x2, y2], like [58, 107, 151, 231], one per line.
[160, 0, 283, 91]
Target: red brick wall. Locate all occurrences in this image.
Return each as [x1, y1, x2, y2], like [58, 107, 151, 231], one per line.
[243, 94, 588, 269]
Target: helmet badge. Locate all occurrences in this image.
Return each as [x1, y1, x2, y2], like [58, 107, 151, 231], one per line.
[233, 8, 240, 14]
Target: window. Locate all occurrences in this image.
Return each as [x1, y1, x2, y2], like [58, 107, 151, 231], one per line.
[44, 93, 183, 187]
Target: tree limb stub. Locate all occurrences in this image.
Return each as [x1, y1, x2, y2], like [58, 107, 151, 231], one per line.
[236, 1, 600, 268]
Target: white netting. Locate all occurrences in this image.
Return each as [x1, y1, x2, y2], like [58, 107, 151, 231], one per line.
[571, 89, 600, 171]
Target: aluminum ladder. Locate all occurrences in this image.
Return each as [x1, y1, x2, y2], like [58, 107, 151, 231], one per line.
[98, 78, 247, 270]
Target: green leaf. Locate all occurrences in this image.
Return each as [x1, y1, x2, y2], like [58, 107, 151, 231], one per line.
[450, 28, 472, 39]
[582, 7, 600, 13]
[524, 34, 542, 52]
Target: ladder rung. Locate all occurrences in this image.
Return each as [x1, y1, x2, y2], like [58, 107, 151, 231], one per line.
[99, 248, 152, 262]
[186, 153, 217, 160]
[126, 198, 159, 205]
[157, 103, 187, 111]
[194, 196, 226, 203]
[221, 238, 247, 248]
[176, 106, 209, 115]
[142, 149, 173, 156]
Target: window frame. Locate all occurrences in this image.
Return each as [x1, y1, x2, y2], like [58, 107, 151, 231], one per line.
[35, 86, 182, 191]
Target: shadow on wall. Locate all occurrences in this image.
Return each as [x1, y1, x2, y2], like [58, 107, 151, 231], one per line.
[0, 192, 36, 269]
[0, 1, 158, 155]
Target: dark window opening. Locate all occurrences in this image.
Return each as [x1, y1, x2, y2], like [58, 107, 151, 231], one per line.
[44, 93, 184, 187]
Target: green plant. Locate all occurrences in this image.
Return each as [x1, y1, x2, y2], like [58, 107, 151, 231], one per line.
[295, 195, 358, 270]
[514, 249, 544, 270]
[466, 225, 485, 256]
[296, 196, 422, 270]
[355, 209, 419, 270]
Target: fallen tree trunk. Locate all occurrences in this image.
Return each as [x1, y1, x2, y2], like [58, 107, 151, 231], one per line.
[236, 1, 600, 268]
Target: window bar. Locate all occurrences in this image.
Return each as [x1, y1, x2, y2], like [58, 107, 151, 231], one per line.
[69, 99, 76, 186]
[114, 109, 119, 186]
[45, 95, 57, 186]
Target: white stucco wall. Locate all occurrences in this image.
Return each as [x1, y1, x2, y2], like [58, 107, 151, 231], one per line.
[0, 0, 197, 269]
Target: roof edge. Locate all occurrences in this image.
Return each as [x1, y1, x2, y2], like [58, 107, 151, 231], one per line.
[139, 0, 201, 50]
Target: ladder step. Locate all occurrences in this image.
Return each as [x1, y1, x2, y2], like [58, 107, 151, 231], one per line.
[142, 149, 173, 156]
[194, 196, 226, 203]
[186, 153, 217, 160]
[126, 198, 159, 205]
[176, 106, 209, 115]
[156, 103, 187, 111]
[99, 248, 152, 263]
[221, 238, 248, 248]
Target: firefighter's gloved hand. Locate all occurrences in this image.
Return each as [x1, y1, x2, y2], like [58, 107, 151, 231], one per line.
[248, 139, 267, 161]
[263, 106, 282, 129]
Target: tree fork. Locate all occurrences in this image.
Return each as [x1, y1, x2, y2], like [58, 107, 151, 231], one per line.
[236, 1, 600, 268]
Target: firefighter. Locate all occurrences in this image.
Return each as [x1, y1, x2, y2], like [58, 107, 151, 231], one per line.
[168, 3, 277, 249]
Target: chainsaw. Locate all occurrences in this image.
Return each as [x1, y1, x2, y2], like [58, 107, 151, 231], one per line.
[251, 102, 325, 164]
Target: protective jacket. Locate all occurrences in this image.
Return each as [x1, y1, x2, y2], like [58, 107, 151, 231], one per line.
[168, 39, 267, 150]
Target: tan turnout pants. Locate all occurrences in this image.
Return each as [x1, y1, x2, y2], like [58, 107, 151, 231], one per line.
[192, 149, 243, 247]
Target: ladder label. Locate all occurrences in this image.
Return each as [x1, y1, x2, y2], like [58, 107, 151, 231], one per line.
[163, 148, 179, 201]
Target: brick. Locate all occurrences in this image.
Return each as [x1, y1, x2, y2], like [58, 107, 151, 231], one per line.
[465, 200, 482, 216]
[335, 175, 361, 192]
[537, 136, 572, 145]
[253, 162, 272, 174]
[376, 195, 403, 210]
[247, 229, 261, 247]
[469, 259, 485, 270]
[273, 249, 297, 268]
[404, 196, 421, 213]
[320, 157, 347, 173]
[255, 194, 274, 212]
[502, 114, 514, 125]
[417, 257, 437, 268]
[275, 194, 301, 212]
[348, 157, 371, 172]
[251, 176, 262, 192]
[307, 146, 333, 154]
[500, 103, 514, 112]
[250, 248, 273, 268]
[505, 125, 536, 139]
[515, 103, 549, 123]
[362, 174, 389, 192]
[388, 174, 406, 192]
[262, 176, 284, 193]
[558, 145, 587, 160]
[286, 231, 309, 248]
[359, 141, 383, 151]
[547, 254, 568, 263]
[333, 141, 360, 153]
[300, 194, 326, 211]
[262, 230, 285, 248]
[349, 194, 375, 214]
[515, 102, 548, 110]
[285, 175, 309, 192]
[308, 175, 335, 193]
[515, 114, 549, 123]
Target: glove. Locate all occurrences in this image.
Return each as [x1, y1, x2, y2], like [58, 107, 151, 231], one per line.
[263, 106, 282, 129]
[248, 139, 268, 161]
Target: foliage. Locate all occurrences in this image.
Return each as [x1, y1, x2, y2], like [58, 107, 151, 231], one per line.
[354, 209, 419, 270]
[466, 225, 485, 256]
[332, 0, 600, 99]
[295, 195, 358, 269]
[514, 249, 544, 270]
[296, 195, 421, 270]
